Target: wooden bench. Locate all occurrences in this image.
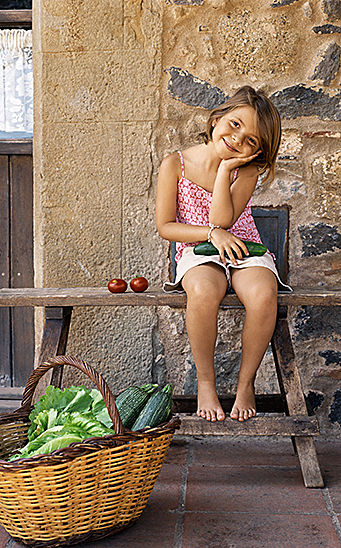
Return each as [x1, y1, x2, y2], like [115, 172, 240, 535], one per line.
[1, 285, 341, 487]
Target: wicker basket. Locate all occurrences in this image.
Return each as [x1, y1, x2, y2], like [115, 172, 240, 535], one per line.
[0, 355, 180, 547]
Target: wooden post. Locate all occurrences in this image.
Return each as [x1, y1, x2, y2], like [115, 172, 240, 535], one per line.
[271, 313, 324, 488]
[34, 307, 72, 402]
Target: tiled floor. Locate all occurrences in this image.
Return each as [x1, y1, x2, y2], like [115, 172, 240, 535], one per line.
[1, 436, 341, 548]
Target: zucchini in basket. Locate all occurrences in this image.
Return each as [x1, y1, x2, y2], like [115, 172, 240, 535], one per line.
[115, 383, 158, 429]
[194, 240, 267, 258]
[131, 384, 174, 431]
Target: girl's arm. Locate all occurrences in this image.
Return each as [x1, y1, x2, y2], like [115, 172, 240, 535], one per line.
[209, 157, 260, 229]
[155, 152, 210, 243]
[208, 156, 261, 266]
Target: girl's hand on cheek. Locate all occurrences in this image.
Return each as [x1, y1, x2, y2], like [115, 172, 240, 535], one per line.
[219, 150, 261, 173]
[210, 230, 249, 266]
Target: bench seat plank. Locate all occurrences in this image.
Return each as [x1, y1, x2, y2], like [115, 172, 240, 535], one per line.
[176, 414, 320, 437]
[0, 286, 340, 307]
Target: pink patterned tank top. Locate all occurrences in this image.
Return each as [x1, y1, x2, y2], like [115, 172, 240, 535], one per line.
[175, 151, 263, 262]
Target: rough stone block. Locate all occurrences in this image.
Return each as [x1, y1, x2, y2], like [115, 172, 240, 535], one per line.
[122, 0, 163, 120]
[40, 0, 123, 53]
[217, 10, 299, 79]
[329, 389, 341, 427]
[298, 222, 341, 258]
[183, 351, 241, 394]
[323, 0, 341, 22]
[311, 42, 341, 86]
[166, 67, 229, 109]
[313, 23, 341, 34]
[38, 122, 123, 287]
[294, 305, 341, 341]
[41, 52, 125, 123]
[63, 306, 158, 392]
[279, 129, 303, 157]
[311, 151, 341, 222]
[122, 122, 162, 286]
[271, 85, 341, 121]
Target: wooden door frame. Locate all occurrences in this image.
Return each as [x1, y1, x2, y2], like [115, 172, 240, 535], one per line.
[0, 140, 33, 411]
[0, 8, 33, 409]
[0, 10, 32, 29]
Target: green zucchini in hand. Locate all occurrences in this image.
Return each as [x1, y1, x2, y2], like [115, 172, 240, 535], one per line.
[115, 383, 158, 429]
[194, 240, 267, 258]
[131, 383, 174, 431]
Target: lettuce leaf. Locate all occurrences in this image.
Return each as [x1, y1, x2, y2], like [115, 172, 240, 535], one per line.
[10, 385, 115, 461]
[28, 385, 87, 437]
[10, 415, 113, 461]
[29, 408, 58, 441]
[28, 385, 94, 440]
[90, 389, 112, 428]
[24, 434, 84, 458]
[65, 412, 112, 436]
[62, 387, 93, 415]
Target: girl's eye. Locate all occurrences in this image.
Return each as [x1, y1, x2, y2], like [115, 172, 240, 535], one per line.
[231, 120, 239, 128]
[248, 138, 257, 146]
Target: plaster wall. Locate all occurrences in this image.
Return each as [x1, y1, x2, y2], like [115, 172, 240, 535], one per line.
[33, 0, 341, 435]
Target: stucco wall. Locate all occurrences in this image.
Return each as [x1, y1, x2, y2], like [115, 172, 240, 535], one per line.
[33, 0, 341, 436]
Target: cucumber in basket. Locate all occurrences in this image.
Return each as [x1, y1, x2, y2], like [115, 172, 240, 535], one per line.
[115, 383, 158, 429]
[131, 383, 174, 431]
[194, 240, 267, 258]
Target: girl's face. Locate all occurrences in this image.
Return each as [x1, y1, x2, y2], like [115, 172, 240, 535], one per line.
[211, 105, 261, 160]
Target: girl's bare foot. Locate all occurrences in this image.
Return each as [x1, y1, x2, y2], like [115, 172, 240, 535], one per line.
[230, 382, 256, 421]
[197, 380, 225, 422]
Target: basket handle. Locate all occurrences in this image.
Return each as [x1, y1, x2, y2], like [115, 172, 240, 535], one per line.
[20, 355, 124, 435]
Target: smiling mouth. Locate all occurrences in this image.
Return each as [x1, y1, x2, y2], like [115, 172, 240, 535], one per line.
[223, 138, 238, 153]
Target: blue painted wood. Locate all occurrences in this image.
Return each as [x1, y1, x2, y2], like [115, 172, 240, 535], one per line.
[252, 206, 289, 284]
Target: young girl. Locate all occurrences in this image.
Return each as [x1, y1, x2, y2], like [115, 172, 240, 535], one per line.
[155, 86, 290, 423]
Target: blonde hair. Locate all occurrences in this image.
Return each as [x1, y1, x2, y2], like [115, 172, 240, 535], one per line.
[203, 86, 281, 183]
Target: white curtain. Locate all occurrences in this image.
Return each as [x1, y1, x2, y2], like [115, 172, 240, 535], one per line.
[0, 29, 33, 136]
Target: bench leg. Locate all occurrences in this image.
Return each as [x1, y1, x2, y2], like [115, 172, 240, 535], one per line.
[271, 313, 324, 488]
[34, 307, 72, 402]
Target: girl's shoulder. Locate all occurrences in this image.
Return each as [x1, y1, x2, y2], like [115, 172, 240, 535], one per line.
[158, 151, 183, 186]
[159, 145, 207, 187]
[160, 151, 181, 172]
[160, 146, 198, 178]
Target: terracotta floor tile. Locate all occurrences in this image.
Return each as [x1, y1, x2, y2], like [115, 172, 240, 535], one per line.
[0, 528, 11, 547]
[190, 436, 300, 468]
[185, 465, 327, 515]
[315, 439, 341, 469]
[321, 463, 341, 487]
[165, 438, 189, 466]
[147, 463, 182, 511]
[324, 479, 341, 514]
[182, 513, 341, 548]
[58, 507, 177, 548]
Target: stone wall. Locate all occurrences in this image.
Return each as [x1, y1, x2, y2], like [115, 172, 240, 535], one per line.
[33, 0, 341, 436]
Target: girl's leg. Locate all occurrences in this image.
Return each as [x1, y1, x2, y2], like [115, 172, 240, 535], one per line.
[182, 263, 228, 422]
[230, 266, 278, 421]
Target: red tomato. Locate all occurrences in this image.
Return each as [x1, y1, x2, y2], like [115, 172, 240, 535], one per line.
[130, 276, 149, 293]
[108, 278, 127, 293]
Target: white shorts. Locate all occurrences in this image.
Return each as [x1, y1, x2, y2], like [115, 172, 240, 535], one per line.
[163, 246, 292, 293]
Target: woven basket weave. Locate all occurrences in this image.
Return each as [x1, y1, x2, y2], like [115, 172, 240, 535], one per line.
[0, 355, 180, 547]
